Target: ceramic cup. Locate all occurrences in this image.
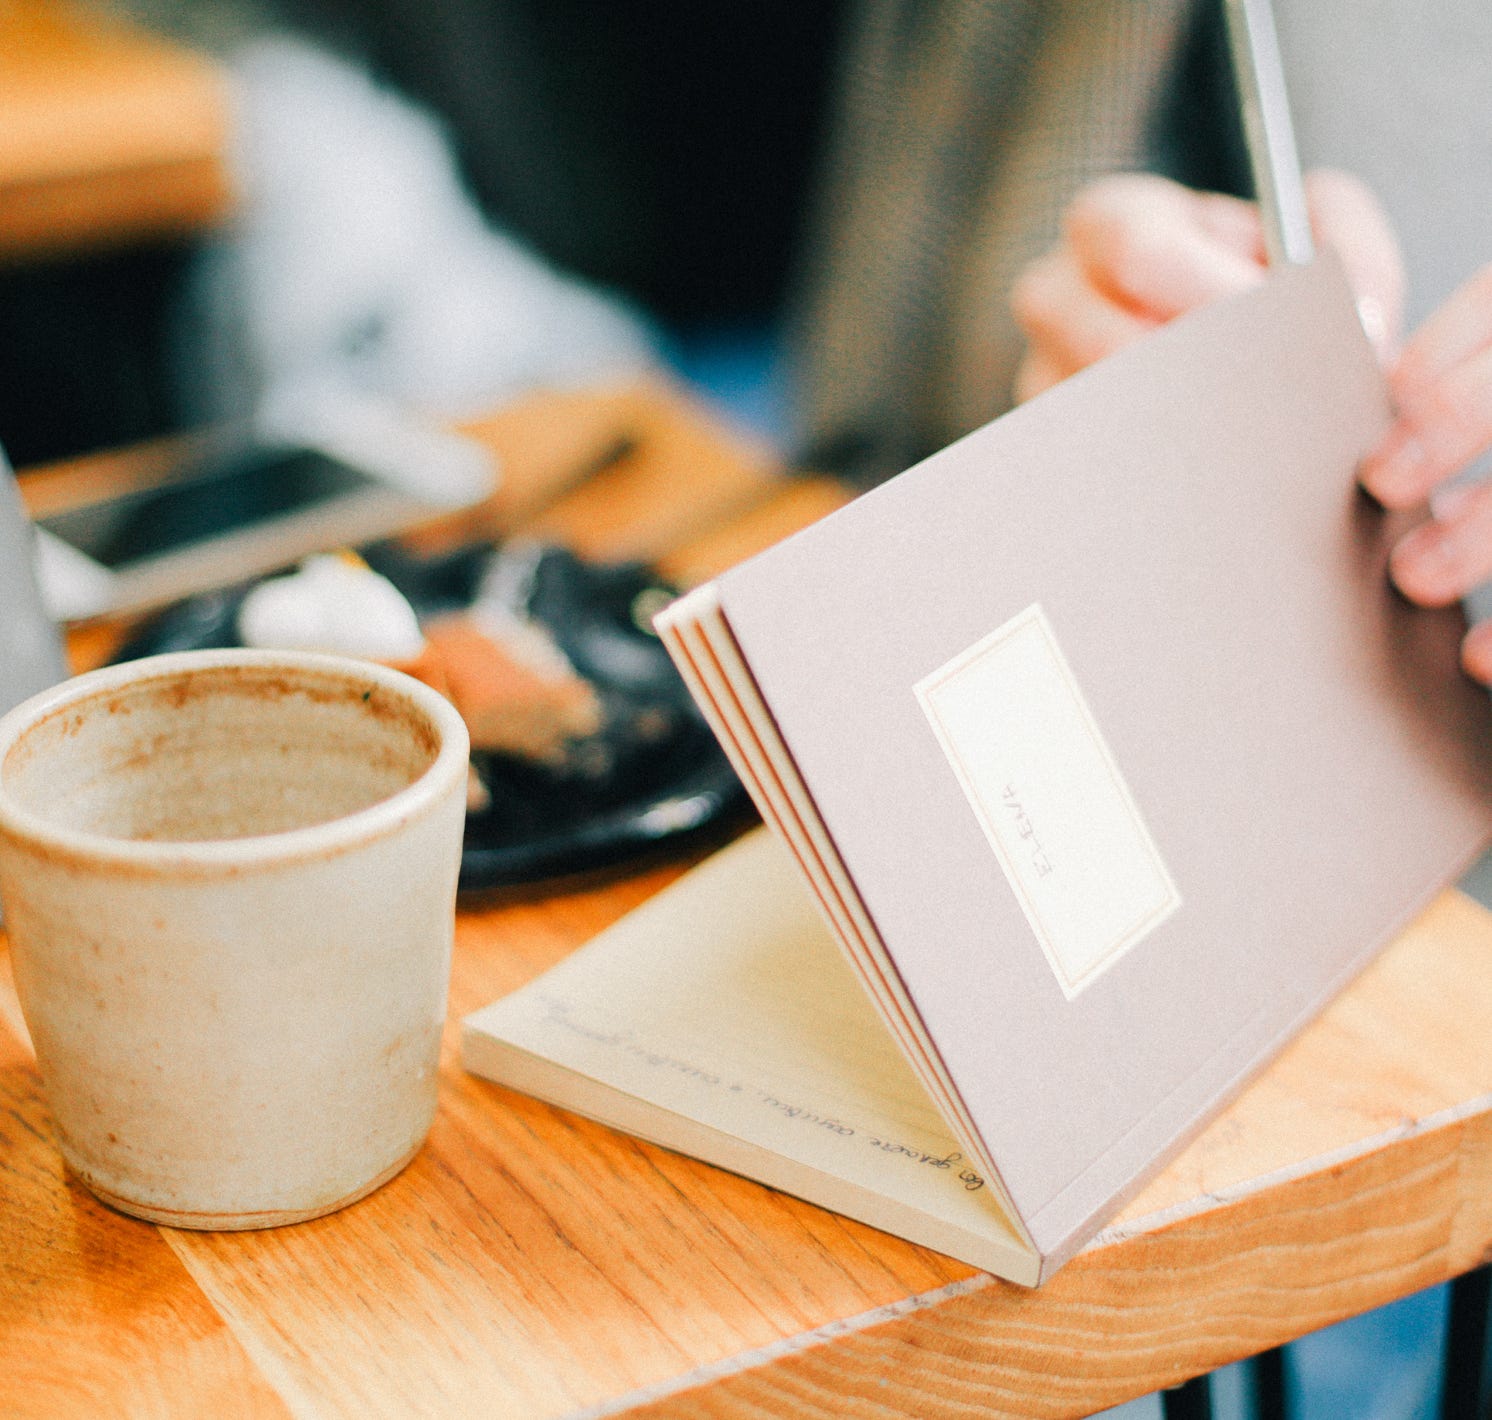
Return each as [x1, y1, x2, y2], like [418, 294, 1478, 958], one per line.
[0, 648, 469, 1228]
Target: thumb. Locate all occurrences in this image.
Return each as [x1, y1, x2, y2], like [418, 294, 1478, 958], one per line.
[1304, 169, 1405, 362]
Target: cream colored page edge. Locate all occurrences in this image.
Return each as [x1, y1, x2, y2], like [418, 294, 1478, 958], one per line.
[460, 832, 1035, 1281]
[659, 590, 973, 1153]
[660, 589, 995, 1172]
[655, 585, 1033, 1253]
[464, 1029, 1038, 1285]
[658, 588, 990, 1172]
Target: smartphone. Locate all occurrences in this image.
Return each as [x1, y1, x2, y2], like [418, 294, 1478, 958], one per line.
[0, 447, 67, 715]
[31, 432, 494, 621]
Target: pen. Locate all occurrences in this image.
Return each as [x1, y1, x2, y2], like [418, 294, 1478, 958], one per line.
[1223, 0, 1314, 267]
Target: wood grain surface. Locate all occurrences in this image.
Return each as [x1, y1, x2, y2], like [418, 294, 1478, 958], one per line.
[0, 0, 228, 256]
[0, 1020, 291, 1417]
[4, 387, 1492, 1418]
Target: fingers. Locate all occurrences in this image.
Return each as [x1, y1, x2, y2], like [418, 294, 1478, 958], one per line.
[1390, 263, 1492, 411]
[1361, 331, 1492, 510]
[1302, 169, 1405, 362]
[1389, 478, 1492, 607]
[1353, 273, 1492, 686]
[1296, 180, 1489, 682]
[1369, 423, 1492, 689]
[1064, 173, 1266, 320]
[1010, 247, 1159, 389]
[1013, 348, 1066, 404]
[1460, 620, 1492, 684]
[1010, 173, 1258, 402]
[1360, 262, 1492, 696]
[1390, 479, 1492, 695]
[1011, 169, 1407, 416]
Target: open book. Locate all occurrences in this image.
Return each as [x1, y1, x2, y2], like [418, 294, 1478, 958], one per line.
[464, 258, 1492, 1285]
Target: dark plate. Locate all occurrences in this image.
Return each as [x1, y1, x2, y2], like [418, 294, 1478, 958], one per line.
[111, 543, 750, 891]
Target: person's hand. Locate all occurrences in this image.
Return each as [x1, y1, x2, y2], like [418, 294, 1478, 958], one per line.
[1359, 265, 1492, 682]
[1010, 170, 1404, 402]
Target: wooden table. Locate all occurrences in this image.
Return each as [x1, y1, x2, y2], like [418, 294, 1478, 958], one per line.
[5, 383, 1492, 1418]
[0, 0, 228, 258]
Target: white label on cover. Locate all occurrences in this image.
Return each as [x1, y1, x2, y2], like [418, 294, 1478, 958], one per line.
[915, 603, 1179, 998]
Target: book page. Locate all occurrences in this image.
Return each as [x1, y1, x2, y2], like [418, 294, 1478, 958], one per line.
[657, 589, 1021, 1234]
[463, 830, 1031, 1274]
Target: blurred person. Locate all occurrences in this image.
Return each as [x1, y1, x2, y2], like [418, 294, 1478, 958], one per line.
[117, 0, 1261, 458]
[102, 0, 1487, 476]
[790, 0, 1254, 483]
[788, 0, 1491, 494]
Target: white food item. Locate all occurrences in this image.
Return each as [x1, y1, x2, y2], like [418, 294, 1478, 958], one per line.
[238, 555, 425, 661]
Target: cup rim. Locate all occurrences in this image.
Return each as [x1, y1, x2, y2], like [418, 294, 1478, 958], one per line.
[0, 648, 470, 870]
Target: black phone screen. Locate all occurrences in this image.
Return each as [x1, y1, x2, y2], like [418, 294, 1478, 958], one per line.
[38, 446, 383, 570]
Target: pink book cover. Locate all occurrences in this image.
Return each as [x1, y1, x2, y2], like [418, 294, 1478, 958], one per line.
[692, 257, 1492, 1275]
